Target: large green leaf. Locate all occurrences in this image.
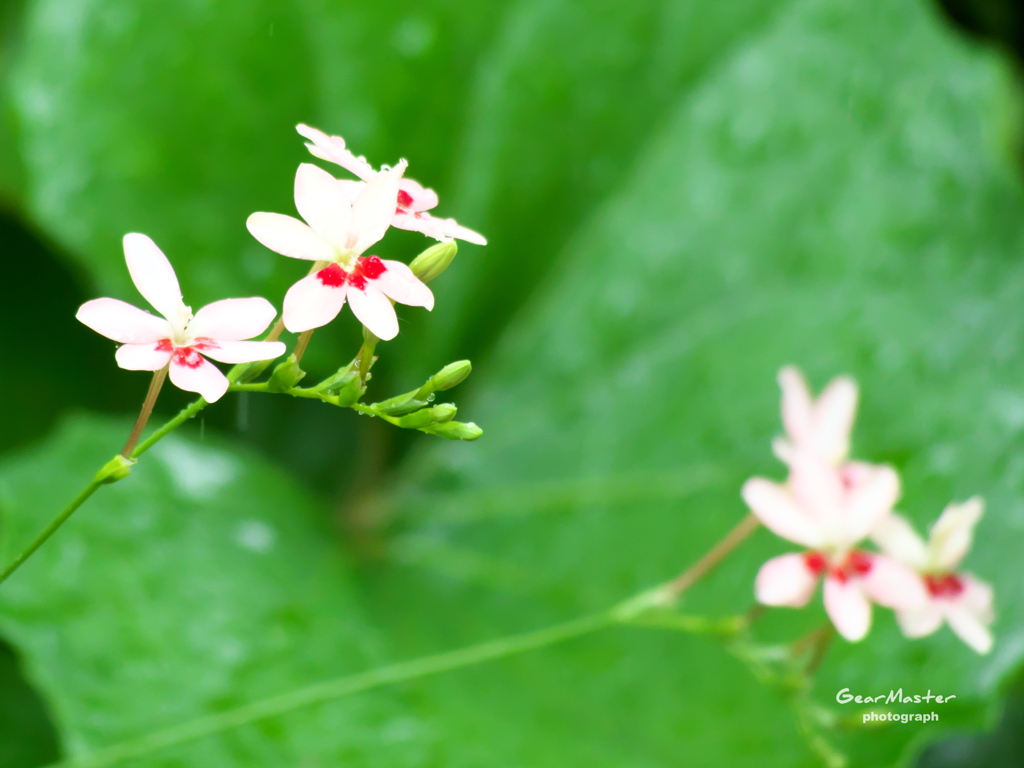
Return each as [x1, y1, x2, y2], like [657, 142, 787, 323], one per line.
[2, 0, 508, 379]
[366, 0, 1024, 765]
[1, 0, 800, 384]
[0, 416, 427, 766]
[423, 0, 787, 367]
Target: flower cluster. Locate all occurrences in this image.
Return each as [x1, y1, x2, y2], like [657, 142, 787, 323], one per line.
[77, 125, 485, 403]
[743, 367, 994, 653]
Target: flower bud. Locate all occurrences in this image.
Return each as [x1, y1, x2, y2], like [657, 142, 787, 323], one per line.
[94, 454, 136, 484]
[430, 403, 457, 423]
[334, 372, 366, 407]
[395, 408, 440, 429]
[267, 355, 306, 392]
[431, 360, 472, 391]
[429, 421, 483, 441]
[413, 360, 472, 400]
[409, 241, 458, 283]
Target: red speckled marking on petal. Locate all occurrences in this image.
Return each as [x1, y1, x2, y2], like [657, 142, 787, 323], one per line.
[397, 189, 414, 209]
[847, 550, 873, 576]
[317, 263, 347, 288]
[803, 551, 828, 576]
[173, 347, 206, 369]
[829, 549, 874, 584]
[156, 338, 207, 369]
[192, 337, 219, 351]
[924, 573, 965, 598]
[356, 255, 387, 279]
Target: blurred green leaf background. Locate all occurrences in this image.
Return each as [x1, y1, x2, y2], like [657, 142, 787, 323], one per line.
[3, 0, 1024, 765]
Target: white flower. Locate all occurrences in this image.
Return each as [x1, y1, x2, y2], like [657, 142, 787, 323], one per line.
[76, 234, 286, 403]
[872, 498, 995, 654]
[773, 366, 858, 467]
[296, 123, 487, 246]
[246, 162, 434, 340]
[744, 460, 928, 641]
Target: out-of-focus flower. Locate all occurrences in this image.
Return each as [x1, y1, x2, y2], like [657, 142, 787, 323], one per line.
[247, 162, 434, 340]
[744, 460, 928, 641]
[872, 498, 994, 654]
[297, 123, 487, 246]
[773, 366, 858, 468]
[77, 234, 285, 402]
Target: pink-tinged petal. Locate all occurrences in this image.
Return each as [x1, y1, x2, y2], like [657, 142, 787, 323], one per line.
[778, 366, 814, 447]
[123, 233, 184, 319]
[296, 123, 375, 180]
[859, 554, 928, 610]
[811, 375, 858, 464]
[755, 554, 819, 607]
[957, 574, 995, 623]
[841, 464, 901, 544]
[823, 577, 872, 641]
[114, 342, 173, 371]
[788, 456, 845, 530]
[392, 211, 488, 246]
[398, 178, 439, 212]
[945, 602, 994, 654]
[895, 606, 944, 639]
[168, 354, 229, 403]
[188, 298, 278, 341]
[347, 284, 399, 340]
[870, 514, 929, 570]
[294, 163, 354, 239]
[76, 298, 172, 343]
[373, 259, 434, 309]
[351, 160, 407, 255]
[282, 271, 348, 333]
[199, 340, 286, 365]
[741, 478, 823, 548]
[928, 498, 984, 571]
[246, 212, 337, 262]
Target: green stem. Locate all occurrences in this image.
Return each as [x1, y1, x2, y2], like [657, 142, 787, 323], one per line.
[130, 397, 208, 459]
[45, 610, 616, 768]
[0, 396, 210, 585]
[0, 480, 103, 585]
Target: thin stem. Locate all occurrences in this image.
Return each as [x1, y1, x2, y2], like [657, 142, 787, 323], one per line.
[44, 610, 616, 768]
[120, 366, 169, 457]
[804, 624, 834, 677]
[358, 329, 378, 383]
[0, 480, 103, 585]
[131, 397, 209, 459]
[292, 330, 314, 364]
[665, 514, 760, 596]
[264, 316, 286, 343]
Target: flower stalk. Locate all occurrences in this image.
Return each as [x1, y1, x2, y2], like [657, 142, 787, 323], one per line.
[121, 365, 169, 458]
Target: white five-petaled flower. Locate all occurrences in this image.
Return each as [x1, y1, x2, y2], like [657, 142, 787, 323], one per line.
[76, 234, 286, 403]
[773, 366, 858, 467]
[744, 460, 929, 641]
[296, 123, 487, 246]
[872, 499, 995, 654]
[246, 162, 434, 340]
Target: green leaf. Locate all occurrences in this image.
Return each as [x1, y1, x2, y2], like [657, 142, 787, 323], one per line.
[369, 0, 1024, 765]
[420, 0, 789, 367]
[3, 0, 508, 377]
[0, 639, 60, 767]
[0, 415, 426, 766]
[0, 0, 28, 203]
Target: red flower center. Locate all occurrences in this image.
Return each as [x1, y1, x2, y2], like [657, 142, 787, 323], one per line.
[396, 189, 414, 210]
[923, 572, 965, 598]
[803, 549, 873, 583]
[156, 337, 217, 368]
[316, 256, 388, 291]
